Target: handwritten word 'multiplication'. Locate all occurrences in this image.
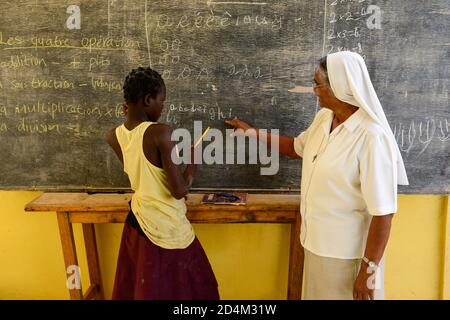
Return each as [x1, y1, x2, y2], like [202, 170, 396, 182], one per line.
[14, 101, 124, 120]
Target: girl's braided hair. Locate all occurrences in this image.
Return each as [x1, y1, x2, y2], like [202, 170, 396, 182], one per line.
[123, 67, 164, 103]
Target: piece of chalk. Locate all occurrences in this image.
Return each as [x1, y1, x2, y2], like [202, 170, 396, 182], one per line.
[194, 127, 210, 148]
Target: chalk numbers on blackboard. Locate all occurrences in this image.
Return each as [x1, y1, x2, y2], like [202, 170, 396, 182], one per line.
[326, 1, 382, 59]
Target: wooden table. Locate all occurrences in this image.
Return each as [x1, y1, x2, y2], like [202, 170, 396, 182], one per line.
[25, 192, 303, 300]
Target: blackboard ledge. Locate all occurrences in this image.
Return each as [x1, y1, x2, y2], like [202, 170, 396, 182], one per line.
[1, 186, 447, 195]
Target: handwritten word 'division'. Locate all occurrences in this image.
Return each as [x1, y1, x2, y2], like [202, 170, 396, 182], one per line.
[16, 118, 61, 134]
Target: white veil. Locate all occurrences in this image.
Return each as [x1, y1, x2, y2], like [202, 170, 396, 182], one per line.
[327, 51, 409, 185]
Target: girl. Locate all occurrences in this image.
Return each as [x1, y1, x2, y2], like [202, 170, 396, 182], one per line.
[106, 67, 219, 300]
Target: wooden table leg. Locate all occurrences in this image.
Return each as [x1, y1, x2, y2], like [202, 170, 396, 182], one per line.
[82, 224, 105, 300]
[287, 211, 304, 300]
[57, 212, 83, 300]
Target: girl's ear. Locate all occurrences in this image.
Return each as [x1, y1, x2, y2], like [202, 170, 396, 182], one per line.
[144, 93, 153, 107]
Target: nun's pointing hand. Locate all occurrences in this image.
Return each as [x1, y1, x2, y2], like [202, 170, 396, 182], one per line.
[225, 117, 255, 136]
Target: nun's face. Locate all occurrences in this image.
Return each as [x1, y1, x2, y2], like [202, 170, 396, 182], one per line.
[313, 68, 336, 109]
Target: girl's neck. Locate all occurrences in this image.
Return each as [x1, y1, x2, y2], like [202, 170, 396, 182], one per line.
[125, 113, 150, 130]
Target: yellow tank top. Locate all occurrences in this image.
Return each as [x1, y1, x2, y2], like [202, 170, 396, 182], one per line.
[115, 122, 195, 249]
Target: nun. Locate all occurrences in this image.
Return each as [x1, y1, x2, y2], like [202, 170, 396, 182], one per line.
[225, 51, 408, 300]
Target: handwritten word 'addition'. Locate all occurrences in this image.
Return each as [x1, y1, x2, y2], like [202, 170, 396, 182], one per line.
[0, 54, 47, 70]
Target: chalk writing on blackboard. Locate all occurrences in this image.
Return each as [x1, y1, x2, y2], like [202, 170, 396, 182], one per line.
[393, 118, 450, 156]
[0, 0, 447, 193]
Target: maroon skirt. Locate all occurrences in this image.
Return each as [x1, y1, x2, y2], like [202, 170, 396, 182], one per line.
[112, 211, 219, 300]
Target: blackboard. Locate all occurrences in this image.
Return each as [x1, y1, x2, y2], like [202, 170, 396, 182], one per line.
[0, 0, 448, 194]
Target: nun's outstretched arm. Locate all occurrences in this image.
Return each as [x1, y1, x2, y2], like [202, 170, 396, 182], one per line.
[225, 117, 300, 159]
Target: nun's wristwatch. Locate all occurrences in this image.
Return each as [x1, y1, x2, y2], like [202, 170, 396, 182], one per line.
[362, 256, 378, 268]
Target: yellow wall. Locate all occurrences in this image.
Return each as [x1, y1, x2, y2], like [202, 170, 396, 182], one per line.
[0, 191, 447, 300]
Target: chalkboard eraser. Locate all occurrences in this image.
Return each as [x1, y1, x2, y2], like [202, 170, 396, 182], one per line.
[201, 192, 247, 205]
[288, 86, 313, 93]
